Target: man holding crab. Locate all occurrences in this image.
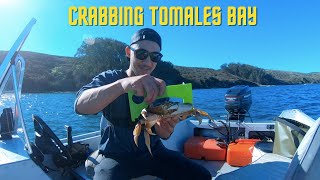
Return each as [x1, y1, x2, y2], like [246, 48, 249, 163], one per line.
[75, 28, 211, 180]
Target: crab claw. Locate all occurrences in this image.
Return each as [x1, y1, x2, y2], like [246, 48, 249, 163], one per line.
[195, 115, 203, 125]
[145, 121, 157, 135]
[133, 121, 142, 147]
[141, 109, 148, 119]
[144, 130, 153, 156]
[195, 109, 217, 126]
[196, 109, 209, 116]
[146, 127, 156, 135]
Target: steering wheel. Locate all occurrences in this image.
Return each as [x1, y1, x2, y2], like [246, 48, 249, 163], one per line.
[32, 115, 72, 161]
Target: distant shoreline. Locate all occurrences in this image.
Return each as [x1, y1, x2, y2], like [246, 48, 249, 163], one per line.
[1, 50, 320, 93]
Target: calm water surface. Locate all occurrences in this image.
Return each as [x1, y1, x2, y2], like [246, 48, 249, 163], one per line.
[21, 84, 320, 139]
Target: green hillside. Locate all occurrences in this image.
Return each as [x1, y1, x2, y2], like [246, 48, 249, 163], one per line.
[1, 38, 319, 92]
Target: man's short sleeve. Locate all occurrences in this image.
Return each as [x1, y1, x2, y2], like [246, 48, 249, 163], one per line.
[74, 70, 124, 114]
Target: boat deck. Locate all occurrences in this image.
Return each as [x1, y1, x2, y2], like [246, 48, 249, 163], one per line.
[0, 135, 29, 165]
[69, 119, 275, 179]
[193, 159, 239, 178]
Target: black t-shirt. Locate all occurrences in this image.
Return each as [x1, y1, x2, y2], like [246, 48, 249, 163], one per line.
[75, 69, 164, 157]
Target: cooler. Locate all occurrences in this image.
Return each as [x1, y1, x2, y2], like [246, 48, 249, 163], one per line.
[227, 139, 260, 167]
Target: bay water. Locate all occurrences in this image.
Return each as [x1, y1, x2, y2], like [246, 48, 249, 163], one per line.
[21, 84, 320, 139]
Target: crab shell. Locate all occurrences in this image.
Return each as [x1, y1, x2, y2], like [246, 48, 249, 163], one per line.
[133, 102, 213, 156]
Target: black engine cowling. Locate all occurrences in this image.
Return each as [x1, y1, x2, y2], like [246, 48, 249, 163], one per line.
[225, 85, 252, 121]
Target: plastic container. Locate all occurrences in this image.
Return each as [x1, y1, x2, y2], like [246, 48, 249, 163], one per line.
[227, 139, 260, 167]
[184, 136, 206, 159]
[184, 136, 227, 161]
[202, 139, 226, 161]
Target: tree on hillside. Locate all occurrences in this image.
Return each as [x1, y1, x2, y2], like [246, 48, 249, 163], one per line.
[152, 60, 185, 85]
[220, 63, 287, 85]
[72, 38, 185, 88]
[221, 63, 264, 82]
[72, 38, 129, 88]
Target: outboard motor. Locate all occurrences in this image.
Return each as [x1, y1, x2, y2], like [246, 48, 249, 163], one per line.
[225, 85, 252, 121]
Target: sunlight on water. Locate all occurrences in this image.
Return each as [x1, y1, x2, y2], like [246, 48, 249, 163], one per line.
[0, 93, 16, 110]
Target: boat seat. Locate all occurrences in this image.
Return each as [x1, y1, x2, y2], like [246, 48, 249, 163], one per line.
[216, 117, 320, 180]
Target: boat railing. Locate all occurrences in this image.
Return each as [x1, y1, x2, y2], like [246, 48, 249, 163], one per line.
[0, 18, 37, 154]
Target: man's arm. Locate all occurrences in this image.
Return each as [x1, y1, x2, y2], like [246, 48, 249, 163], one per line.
[76, 74, 166, 115]
[76, 80, 124, 115]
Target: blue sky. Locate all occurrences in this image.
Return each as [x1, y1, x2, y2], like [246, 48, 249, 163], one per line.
[0, 0, 319, 73]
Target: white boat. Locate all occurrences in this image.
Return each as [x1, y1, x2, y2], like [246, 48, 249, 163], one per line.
[1, 19, 319, 180]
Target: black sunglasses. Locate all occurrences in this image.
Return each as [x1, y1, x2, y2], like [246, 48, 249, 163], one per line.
[129, 46, 163, 63]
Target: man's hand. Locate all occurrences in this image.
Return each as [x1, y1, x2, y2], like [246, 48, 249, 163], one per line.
[119, 74, 166, 104]
[154, 116, 179, 139]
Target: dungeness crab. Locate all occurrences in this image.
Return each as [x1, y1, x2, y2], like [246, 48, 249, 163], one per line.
[133, 101, 215, 156]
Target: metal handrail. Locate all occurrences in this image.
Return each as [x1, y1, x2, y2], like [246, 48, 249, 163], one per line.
[0, 18, 37, 154]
